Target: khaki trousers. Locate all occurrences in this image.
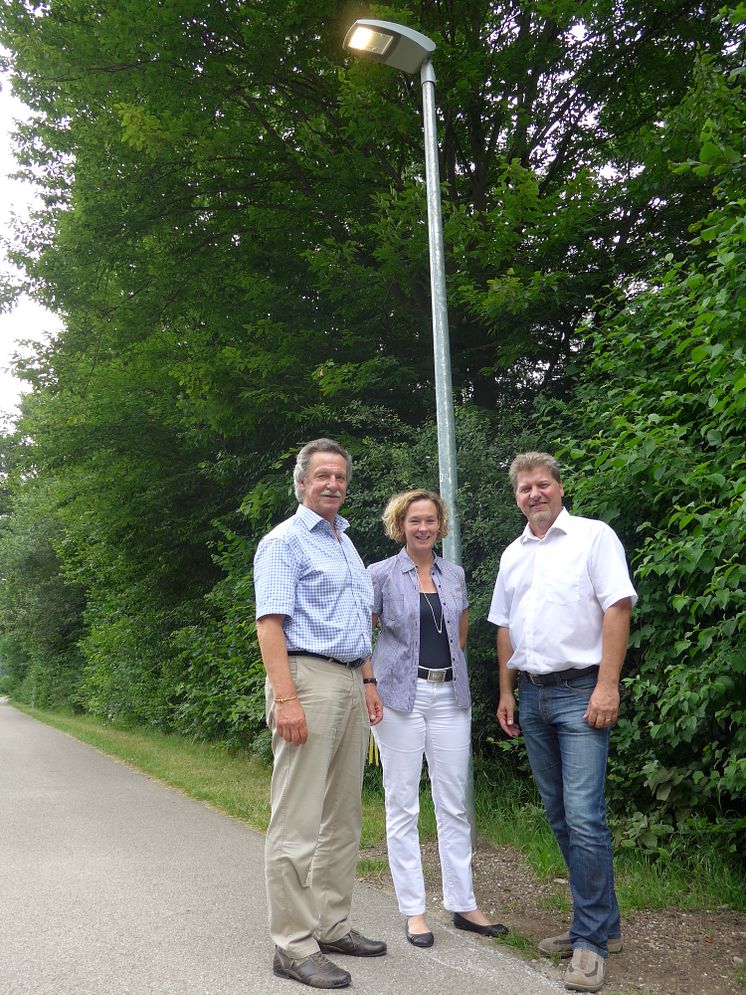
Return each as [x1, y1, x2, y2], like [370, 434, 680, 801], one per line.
[265, 654, 369, 957]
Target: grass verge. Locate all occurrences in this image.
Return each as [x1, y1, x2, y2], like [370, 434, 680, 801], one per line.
[472, 759, 746, 913]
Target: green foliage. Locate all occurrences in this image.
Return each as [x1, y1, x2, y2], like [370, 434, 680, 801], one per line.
[547, 58, 746, 848]
[170, 528, 266, 747]
[79, 600, 178, 729]
[0, 0, 743, 853]
[0, 473, 86, 708]
[2, 0, 735, 425]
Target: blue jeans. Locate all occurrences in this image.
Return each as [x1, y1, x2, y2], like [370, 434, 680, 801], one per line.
[519, 671, 620, 956]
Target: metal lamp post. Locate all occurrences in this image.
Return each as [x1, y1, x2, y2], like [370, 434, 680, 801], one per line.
[343, 20, 462, 565]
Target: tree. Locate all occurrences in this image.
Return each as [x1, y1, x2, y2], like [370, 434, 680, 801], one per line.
[547, 52, 745, 847]
[2, 1, 735, 423]
[0, 0, 741, 788]
[0, 466, 86, 707]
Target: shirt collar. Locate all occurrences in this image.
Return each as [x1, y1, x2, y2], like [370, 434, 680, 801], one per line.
[397, 546, 443, 573]
[520, 506, 571, 544]
[295, 504, 349, 534]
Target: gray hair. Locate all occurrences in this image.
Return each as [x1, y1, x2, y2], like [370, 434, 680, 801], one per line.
[293, 438, 353, 502]
[508, 451, 562, 491]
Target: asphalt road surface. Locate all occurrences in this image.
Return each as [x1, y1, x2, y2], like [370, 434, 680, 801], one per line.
[0, 699, 563, 995]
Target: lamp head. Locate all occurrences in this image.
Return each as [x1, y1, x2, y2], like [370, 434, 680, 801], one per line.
[343, 19, 436, 74]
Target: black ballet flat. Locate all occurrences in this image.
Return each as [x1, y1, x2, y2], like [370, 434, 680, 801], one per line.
[453, 911, 508, 937]
[406, 924, 435, 948]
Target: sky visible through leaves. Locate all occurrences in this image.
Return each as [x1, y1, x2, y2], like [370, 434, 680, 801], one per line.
[0, 58, 60, 417]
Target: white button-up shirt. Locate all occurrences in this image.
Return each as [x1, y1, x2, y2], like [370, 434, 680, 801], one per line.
[488, 508, 637, 674]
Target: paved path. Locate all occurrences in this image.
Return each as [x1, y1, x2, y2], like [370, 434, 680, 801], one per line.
[0, 699, 563, 994]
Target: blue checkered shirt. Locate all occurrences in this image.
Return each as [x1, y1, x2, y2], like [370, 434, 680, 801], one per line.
[254, 505, 373, 665]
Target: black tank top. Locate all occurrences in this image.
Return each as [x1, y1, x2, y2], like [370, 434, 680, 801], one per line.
[418, 592, 451, 668]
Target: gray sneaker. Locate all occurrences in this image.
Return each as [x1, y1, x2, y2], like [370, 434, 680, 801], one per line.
[539, 932, 623, 958]
[273, 947, 351, 988]
[564, 948, 606, 992]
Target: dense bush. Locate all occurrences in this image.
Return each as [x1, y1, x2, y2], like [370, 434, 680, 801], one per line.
[545, 59, 745, 850]
[0, 3, 743, 855]
[153, 403, 531, 750]
[0, 481, 86, 709]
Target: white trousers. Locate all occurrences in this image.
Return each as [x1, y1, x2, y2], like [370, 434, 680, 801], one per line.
[373, 679, 477, 916]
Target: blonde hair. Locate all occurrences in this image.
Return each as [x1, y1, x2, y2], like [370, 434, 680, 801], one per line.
[508, 452, 562, 491]
[382, 490, 448, 544]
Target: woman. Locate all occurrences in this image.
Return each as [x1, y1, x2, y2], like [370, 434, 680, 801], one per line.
[368, 489, 508, 948]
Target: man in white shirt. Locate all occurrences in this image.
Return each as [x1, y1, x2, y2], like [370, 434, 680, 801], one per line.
[488, 452, 637, 994]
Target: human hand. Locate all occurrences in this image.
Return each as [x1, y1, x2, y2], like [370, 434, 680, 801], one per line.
[497, 692, 521, 738]
[275, 698, 308, 744]
[584, 684, 620, 728]
[364, 685, 384, 726]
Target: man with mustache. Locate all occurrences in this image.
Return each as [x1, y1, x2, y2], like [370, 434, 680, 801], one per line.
[254, 438, 385, 989]
[488, 452, 637, 994]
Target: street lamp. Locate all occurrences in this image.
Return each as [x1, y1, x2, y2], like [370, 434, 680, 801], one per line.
[343, 19, 462, 565]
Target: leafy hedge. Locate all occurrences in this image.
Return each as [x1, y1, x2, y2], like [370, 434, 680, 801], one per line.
[547, 59, 745, 852]
[0, 8, 743, 856]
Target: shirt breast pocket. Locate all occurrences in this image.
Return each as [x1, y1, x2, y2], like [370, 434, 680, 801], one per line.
[381, 596, 410, 625]
[380, 597, 413, 635]
[543, 569, 582, 606]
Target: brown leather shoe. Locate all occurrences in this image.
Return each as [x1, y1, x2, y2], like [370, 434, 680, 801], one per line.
[272, 947, 351, 988]
[318, 929, 387, 957]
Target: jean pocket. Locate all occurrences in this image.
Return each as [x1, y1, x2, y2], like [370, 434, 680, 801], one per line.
[562, 677, 597, 696]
